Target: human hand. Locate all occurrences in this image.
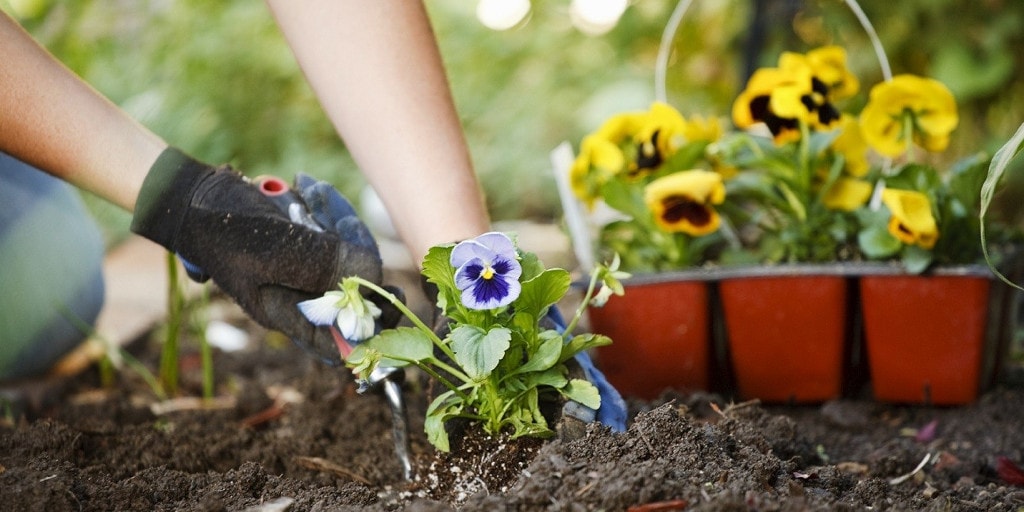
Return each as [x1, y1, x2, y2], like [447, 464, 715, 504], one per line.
[131, 147, 391, 365]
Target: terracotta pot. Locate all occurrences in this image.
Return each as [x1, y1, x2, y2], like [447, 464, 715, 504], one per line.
[589, 274, 712, 399]
[718, 267, 850, 403]
[860, 270, 992, 405]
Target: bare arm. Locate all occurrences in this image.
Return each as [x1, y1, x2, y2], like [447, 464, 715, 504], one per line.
[265, 0, 489, 262]
[0, 10, 166, 211]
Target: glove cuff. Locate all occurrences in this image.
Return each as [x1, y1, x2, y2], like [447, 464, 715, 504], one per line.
[131, 147, 215, 250]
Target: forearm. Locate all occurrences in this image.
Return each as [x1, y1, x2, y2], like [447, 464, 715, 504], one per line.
[266, 0, 489, 262]
[0, 11, 165, 211]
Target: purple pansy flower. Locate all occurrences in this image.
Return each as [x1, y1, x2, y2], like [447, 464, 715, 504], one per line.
[450, 232, 522, 310]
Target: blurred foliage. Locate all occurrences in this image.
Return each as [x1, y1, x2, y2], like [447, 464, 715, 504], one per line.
[5, 0, 1024, 240]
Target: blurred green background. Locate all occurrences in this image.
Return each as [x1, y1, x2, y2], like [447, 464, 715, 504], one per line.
[5, 0, 1023, 246]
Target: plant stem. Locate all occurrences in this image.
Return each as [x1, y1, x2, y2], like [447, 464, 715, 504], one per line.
[350, 277, 459, 363]
[416, 361, 471, 400]
[902, 111, 915, 162]
[484, 376, 503, 434]
[426, 357, 473, 388]
[564, 266, 602, 336]
[98, 353, 115, 388]
[196, 286, 214, 400]
[160, 252, 182, 396]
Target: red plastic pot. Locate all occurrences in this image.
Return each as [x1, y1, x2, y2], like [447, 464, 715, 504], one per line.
[719, 268, 849, 403]
[860, 272, 992, 405]
[589, 275, 711, 399]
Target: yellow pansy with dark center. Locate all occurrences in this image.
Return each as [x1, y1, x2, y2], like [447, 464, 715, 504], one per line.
[859, 74, 959, 157]
[632, 130, 664, 175]
[628, 102, 687, 178]
[733, 66, 804, 143]
[805, 46, 859, 101]
[881, 188, 939, 249]
[733, 47, 854, 143]
[777, 52, 842, 130]
[644, 170, 726, 235]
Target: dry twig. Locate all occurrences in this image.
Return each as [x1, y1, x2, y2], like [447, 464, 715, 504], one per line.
[294, 456, 371, 485]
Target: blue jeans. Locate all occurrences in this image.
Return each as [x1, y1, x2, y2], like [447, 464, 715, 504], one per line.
[0, 152, 105, 381]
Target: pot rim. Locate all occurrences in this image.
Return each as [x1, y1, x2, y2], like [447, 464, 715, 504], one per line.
[582, 262, 996, 286]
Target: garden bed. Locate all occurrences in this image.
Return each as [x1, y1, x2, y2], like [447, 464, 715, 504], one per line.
[3, 301, 1024, 511]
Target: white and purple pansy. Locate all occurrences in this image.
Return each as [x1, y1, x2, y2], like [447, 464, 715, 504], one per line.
[450, 232, 523, 310]
[297, 280, 382, 342]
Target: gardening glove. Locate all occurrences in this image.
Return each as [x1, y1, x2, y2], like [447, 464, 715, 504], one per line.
[131, 147, 394, 366]
[543, 306, 628, 439]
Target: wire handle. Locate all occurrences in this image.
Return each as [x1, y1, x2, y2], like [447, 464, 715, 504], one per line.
[654, 0, 892, 104]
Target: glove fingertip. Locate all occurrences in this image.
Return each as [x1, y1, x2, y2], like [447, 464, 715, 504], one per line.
[335, 217, 379, 251]
[294, 172, 317, 192]
[300, 181, 359, 223]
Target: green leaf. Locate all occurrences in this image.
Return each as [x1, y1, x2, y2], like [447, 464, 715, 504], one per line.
[559, 333, 612, 363]
[517, 250, 545, 282]
[657, 139, 709, 172]
[522, 367, 568, 389]
[560, 378, 601, 410]
[981, 120, 1024, 291]
[947, 152, 990, 212]
[901, 245, 934, 274]
[806, 129, 841, 158]
[363, 327, 434, 367]
[600, 175, 647, 218]
[516, 268, 570, 319]
[514, 330, 563, 375]
[424, 390, 461, 452]
[857, 225, 901, 260]
[451, 325, 511, 380]
[421, 244, 459, 312]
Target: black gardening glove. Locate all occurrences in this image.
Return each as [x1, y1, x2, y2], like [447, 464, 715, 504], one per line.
[131, 147, 391, 365]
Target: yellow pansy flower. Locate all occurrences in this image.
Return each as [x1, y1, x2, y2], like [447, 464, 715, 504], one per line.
[732, 66, 806, 144]
[629, 102, 687, 177]
[805, 46, 859, 100]
[831, 115, 870, 177]
[777, 51, 841, 131]
[644, 170, 726, 235]
[680, 113, 723, 143]
[571, 135, 624, 208]
[881, 188, 939, 249]
[860, 74, 959, 157]
[823, 177, 873, 211]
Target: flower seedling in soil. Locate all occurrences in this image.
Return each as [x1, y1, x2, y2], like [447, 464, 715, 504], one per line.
[300, 231, 626, 452]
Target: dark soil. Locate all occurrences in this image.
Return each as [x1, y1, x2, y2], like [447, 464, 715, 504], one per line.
[3, 306, 1024, 511]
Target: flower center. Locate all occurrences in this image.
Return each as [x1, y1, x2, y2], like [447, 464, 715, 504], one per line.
[481, 265, 496, 280]
[663, 195, 711, 227]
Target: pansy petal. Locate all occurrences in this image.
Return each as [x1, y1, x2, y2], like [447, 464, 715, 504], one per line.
[824, 178, 873, 211]
[881, 188, 939, 249]
[492, 254, 523, 280]
[297, 293, 343, 326]
[474, 232, 517, 258]
[455, 260, 485, 289]
[335, 306, 361, 340]
[450, 239, 491, 268]
[463, 275, 521, 309]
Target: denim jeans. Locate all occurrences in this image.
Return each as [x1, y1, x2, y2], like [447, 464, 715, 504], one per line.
[0, 152, 105, 381]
